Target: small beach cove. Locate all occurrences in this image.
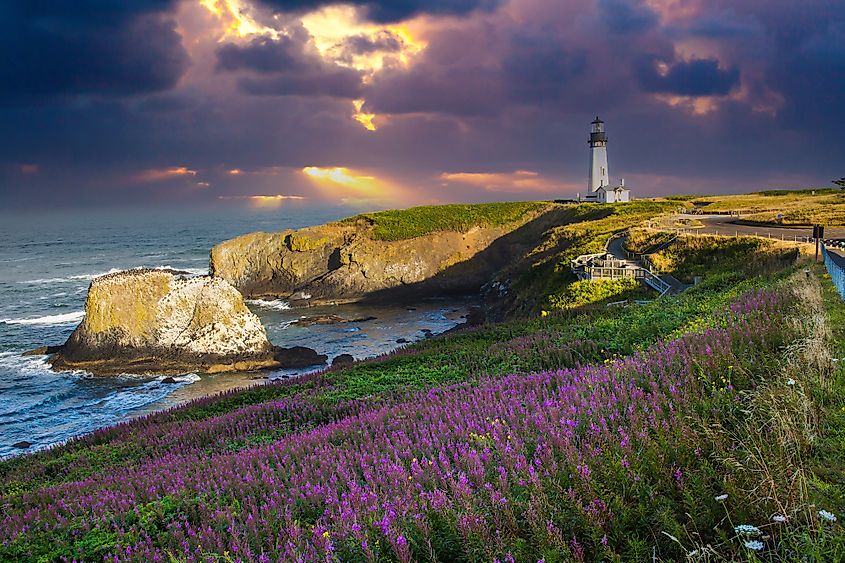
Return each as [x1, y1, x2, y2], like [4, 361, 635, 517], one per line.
[0, 204, 473, 458]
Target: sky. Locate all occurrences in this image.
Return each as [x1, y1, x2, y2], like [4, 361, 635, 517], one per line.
[1, 0, 843, 210]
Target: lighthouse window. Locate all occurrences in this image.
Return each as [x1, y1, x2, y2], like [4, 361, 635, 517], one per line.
[601, 167, 605, 176]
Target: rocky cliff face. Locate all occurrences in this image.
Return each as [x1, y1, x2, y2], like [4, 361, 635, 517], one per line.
[210, 218, 540, 304]
[50, 269, 287, 375]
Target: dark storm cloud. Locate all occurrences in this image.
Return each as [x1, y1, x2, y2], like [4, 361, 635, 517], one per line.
[636, 56, 740, 96]
[686, 14, 765, 39]
[217, 35, 311, 73]
[216, 34, 364, 98]
[342, 31, 404, 56]
[503, 33, 588, 104]
[767, 20, 845, 130]
[597, 0, 658, 34]
[2, 0, 845, 208]
[255, 0, 501, 23]
[238, 69, 363, 98]
[0, 1, 187, 100]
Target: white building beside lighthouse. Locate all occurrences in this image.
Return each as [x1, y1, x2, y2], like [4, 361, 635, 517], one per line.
[582, 116, 630, 203]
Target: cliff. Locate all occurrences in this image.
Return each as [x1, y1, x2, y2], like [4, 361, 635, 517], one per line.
[49, 269, 324, 375]
[210, 203, 553, 304]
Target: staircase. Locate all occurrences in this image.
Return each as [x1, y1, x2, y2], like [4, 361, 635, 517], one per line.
[572, 234, 688, 295]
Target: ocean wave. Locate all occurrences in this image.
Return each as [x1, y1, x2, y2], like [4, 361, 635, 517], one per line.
[246, 299, 291, 311]
[159, 373, 201, 384]
[1, 311, 84, 326]
[20, 266, 208, 286]
[0, 351, 51, 372]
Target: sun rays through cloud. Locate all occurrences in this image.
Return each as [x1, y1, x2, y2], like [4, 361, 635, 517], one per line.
[1, 0, 841, 208]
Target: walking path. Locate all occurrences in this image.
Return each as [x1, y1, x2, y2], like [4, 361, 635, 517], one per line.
[606, 236, 687, 293]
[571, 235, 687, 295]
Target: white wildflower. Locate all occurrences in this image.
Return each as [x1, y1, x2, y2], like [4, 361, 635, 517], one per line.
[818, 510, 837, 523]
[772, 515, 787, 523]
[786, 378, 796, 386]
[734, 524, 762, 536]
[715, 494, 728, 502]
[744, 540, 764, 551]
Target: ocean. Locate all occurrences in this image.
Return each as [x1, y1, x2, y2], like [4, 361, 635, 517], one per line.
[0, 203, 473, 459]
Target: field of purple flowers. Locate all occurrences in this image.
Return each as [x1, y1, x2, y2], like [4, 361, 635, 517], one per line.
[1, 271, 843, 562]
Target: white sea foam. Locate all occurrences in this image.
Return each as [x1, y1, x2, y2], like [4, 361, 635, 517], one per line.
[0, 351, 51, 373]
[164, 373, 201, 384]
[246, 299, 291, 311]
[1, 311, 84, 326]
[68, 269, 122, 281]
[21, 277, 71, 285]
[21, 266, 207, 286]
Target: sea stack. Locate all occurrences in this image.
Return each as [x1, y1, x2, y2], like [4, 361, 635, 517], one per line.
[49, 269, 291, 375]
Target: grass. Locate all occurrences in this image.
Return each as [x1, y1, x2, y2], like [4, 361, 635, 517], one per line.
[691, 189, 845, 226]
[0, 264, 785, 496]
[3, 196, 844, 561]
[500, 200, 683, 315]
[623, 228, 675, 254]
[2, 262, 841, 561]
[342, 201, 550, 241]
[645, 233, 799, 284]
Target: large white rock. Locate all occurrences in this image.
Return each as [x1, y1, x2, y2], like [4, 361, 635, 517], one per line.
[50, 269, 282, 375]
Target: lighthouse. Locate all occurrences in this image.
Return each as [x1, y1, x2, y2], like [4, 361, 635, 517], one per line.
[588, 116, 609, 193]
[581, 116, 630, 203]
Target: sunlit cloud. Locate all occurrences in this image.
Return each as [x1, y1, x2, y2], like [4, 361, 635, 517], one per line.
[655, 94, 720, 115]
[134, 166, 198, 183]
[198, 0, 279, 39]
[643, 0, 702, 24]
[218, 193, 306, 208]
[227, 168, 243, 175]
[302, 5, 426, 75]
[352, 99, 377, 131]
[439, 170, 565, 193]
[302, 166, 417, 206]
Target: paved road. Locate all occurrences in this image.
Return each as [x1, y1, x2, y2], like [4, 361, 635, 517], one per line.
[660, 215, 845, 241]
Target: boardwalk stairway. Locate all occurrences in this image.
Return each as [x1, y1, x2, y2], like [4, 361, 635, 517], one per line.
[571, 234, 688, 295]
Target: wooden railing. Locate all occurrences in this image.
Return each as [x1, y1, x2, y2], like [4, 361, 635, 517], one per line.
[586, 263, 671, 294]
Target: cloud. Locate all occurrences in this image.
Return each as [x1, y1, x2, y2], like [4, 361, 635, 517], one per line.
[597, 0, 658, 34]
[216, 34, 312, 73]
[440, 170, 564, 192]
[0, 1, 187, 101]
[769, 20, 845, 131]
[341, 30, 405, 56]
[133, 166, 197, 183]
[237, 70, 363, 97]
[686, 14, 765, 39]
[502, 33, 588, 105]
[216, 33, 364, 97]
[254, 0, 502, 23]
[636, 56, 740, 96]
[2, 0, 845, 208]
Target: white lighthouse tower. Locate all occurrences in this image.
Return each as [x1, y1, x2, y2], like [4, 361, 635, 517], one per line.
[588, 116, 609, 193]
[582, 116, 630, 203]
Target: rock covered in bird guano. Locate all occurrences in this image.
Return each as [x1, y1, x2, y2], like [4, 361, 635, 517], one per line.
[49, 269, 292, 375]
